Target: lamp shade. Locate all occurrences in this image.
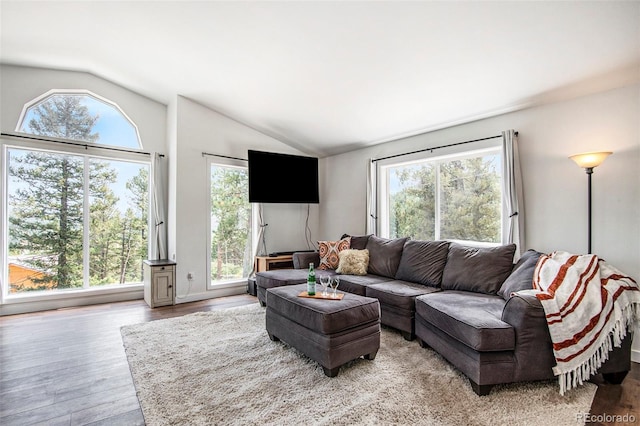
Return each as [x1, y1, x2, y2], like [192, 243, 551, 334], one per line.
[569, 151, 612, 169]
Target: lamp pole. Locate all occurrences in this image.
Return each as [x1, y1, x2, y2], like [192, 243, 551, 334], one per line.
[585, 167, 593, 254]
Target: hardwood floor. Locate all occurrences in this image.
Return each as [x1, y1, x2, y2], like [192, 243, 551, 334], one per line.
[0, 295, 257, 425]
[1, 295, 638, 425]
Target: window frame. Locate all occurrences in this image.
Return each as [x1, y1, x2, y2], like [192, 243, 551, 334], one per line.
[378, 145, 503, 245]
[1, 137, 152, 302]
[15, 89, 142, 150]
[205, 156, 258, 291]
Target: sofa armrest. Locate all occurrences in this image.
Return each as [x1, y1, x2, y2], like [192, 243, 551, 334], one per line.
[501, 291, 547, 324]
[292, 252, 320, 269]
[502, 291, 633, 382]
[501, 292, 557, 381]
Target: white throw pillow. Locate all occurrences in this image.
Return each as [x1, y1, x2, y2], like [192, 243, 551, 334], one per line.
[336, 249, 369, 275]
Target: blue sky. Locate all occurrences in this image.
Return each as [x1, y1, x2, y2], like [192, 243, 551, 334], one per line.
[20, 94, 140, 149]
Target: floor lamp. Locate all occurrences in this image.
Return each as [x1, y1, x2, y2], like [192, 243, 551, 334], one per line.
[569, 151, 612, 254]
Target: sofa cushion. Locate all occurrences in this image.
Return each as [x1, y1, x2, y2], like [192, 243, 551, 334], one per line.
[341, 234, 371, 250]
[415, 291, 515, 351]
[497, 249, 544, 300]
[395, 240, 450, 287]
[336, 274, 394, 296]
[366, 280, 440, 312]
[256, 269, 335, 290]
[336, 249, 369, 275]
[365, 235, 408, 278]
[318, 237, 351, 270]
[292, 251, 320, 269]
[441, 243, 516, 294]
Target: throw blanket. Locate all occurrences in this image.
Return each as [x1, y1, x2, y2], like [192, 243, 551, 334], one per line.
[531, 251, 640, 395]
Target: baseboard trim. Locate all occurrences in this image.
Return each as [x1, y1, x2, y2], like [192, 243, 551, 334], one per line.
[632, 348, 640, 364]
[174, 284, 246, 304]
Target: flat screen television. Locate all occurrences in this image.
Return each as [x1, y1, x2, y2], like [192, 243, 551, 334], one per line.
[248, 150, 319, 203]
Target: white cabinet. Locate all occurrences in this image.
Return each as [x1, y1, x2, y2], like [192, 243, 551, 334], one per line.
[143, 260, 176, 308]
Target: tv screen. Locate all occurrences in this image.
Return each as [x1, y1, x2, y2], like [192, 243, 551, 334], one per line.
[248, 150, 319, 203]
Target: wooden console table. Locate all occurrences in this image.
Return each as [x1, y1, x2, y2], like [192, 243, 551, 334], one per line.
[255, 255, 294, 273]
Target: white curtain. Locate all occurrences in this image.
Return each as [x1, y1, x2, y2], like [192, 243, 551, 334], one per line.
[150, 152, 167, 260]
[501, 130, 525, 257]
[366, 159, 377, 235]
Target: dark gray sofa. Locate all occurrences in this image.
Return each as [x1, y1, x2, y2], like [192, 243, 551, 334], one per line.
[255, 234, 633, 395]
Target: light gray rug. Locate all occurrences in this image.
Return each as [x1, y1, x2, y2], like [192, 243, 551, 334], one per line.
[120, 303, 596, 425]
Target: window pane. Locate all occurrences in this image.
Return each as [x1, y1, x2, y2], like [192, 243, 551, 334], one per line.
[440, 154, 502, 243]
[89, 159, 149, 286]
[388, 163, 436, 240]
[210, 165, 252, 282]
[18, 93, 140, 149]
[7, 149, 84, 293]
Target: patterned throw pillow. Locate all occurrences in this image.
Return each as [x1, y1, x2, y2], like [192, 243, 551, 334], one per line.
[336, 249, 370, 275]
[318, 237, 351, 270]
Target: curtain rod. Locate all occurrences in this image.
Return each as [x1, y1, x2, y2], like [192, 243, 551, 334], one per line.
[1, 132, 164, 157]
[371, 132, 518, 163]
[202, 152, 248, 162]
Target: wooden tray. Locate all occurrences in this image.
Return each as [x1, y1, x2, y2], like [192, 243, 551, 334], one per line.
[298, 291, 344, 300]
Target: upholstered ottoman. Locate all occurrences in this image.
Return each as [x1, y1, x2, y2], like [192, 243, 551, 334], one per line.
[266, 283, 381, 377]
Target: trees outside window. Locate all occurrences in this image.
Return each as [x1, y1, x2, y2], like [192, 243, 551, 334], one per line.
[5, 91, 149, 294]
[209, 163, 254, 285]
[18, 92, 140, 149]
[383, 149, 502, 244]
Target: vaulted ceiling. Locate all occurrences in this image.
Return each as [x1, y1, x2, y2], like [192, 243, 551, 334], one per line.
[1, 1, 638, 157]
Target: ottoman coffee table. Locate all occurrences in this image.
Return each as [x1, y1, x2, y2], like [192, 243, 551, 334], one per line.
[266, 283, 381, 377]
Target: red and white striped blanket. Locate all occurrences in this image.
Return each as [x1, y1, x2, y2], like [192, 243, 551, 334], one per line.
[530, 251, 640, 395]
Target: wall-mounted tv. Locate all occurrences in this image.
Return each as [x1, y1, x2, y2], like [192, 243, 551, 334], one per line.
[248, 150, 319, 203]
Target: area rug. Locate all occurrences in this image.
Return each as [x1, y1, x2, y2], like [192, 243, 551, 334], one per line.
[120, 303, 596, 425]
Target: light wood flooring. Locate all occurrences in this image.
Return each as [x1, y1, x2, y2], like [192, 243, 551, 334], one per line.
[0, 295, 638, 425]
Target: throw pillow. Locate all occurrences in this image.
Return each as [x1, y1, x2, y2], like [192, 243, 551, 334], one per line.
[395, 240, 450, 287]
[497, 249, 544, 300]
[365, 235, 408, 278]
[317, 237, 351, 270]
[336, 249, 369, 275]
[340, 234, 371, 250]
[441, 242, 516, 294]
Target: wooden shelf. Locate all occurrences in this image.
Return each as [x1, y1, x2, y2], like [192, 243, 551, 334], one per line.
[255, 255, 294, 273]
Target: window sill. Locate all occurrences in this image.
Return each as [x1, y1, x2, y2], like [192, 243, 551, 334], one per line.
[1, 284, 144, 316]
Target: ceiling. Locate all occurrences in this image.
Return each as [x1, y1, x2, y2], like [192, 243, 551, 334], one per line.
[1, 1, 639, 157]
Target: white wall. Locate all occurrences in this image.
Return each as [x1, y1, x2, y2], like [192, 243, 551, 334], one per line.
[321, 83, 640, 361]
[0, 65, 166, 148]
[169, 96, 319, 303]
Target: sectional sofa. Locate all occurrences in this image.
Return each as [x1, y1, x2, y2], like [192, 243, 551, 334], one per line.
[255, 234, 633, 395]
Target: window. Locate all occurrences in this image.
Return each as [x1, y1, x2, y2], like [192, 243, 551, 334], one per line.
[17, 90, 141, 149]
[207, 159, 256, 288]
[3, 91, 149, 296]
[380, 148, 502, 244]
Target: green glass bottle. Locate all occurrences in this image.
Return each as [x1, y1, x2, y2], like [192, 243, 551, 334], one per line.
[307, 263, 316, 296]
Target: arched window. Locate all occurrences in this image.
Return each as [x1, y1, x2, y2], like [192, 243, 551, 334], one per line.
[16, 90, 142, 149]
[4, 90, 150, 296]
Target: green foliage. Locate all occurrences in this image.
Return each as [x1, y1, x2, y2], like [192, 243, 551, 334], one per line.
[210, 166, 251, 281]
[440, 158, 501, 242]
[389, 155, 501, 243]
[389, 164, 436, 240]
[88, 167, 148, 286]
[9, 152, 92, 289]
[26, 95, 99, 142]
